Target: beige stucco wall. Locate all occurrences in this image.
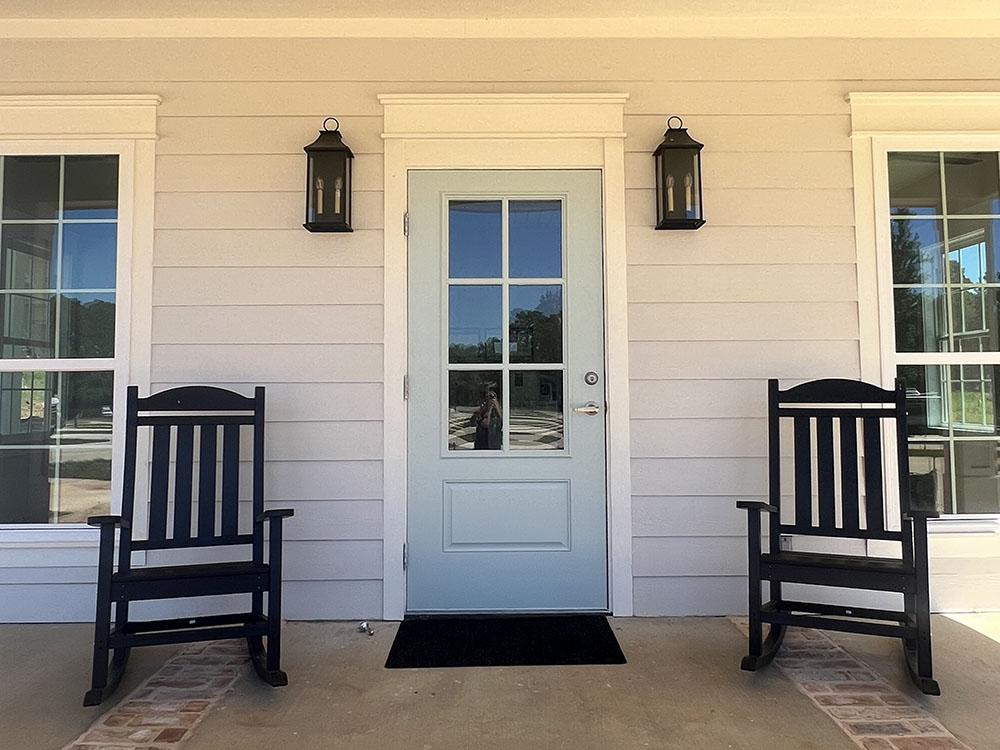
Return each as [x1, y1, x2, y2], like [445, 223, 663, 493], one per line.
[1, 35, 999, 619]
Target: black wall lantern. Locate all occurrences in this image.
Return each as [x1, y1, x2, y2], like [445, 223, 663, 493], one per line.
[653, 116, 704, 230]
[303, 117, 353, 232]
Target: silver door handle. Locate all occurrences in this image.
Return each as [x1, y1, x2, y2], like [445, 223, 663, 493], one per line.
[574, 401, 601, 416]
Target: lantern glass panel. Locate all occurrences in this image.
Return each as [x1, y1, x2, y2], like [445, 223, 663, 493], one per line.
[308, 152, 350, 226]
[659, 148, 702, 224]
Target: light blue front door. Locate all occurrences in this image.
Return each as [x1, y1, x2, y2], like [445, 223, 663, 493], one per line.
[406, 170, 608, 612]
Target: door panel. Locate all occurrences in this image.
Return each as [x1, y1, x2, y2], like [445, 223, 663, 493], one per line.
[407, 170, 607, 612]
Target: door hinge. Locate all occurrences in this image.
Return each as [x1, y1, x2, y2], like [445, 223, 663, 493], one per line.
[403, 373, 409, 400]
[402, 543, 408, 570]
[403, 211, 409, 237]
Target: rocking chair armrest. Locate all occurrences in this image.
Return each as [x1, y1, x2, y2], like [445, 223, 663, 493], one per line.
[87, 514, 130, 530]
[255, 508, 295, 524]
[903, 508, 940, 520]
[736, 501, 778, 514]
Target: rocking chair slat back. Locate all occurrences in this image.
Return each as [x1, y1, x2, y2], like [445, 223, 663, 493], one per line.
[769, 378, 908, 545]
[119, 385, 265, 559]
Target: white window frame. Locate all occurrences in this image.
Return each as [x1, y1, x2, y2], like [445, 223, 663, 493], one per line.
[0, 96, 158, 547]
[851, 92, 1000, 534]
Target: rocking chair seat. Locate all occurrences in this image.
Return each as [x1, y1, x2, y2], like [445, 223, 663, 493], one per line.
[114, 560, 269, 582]
[761, 551, 911, 574]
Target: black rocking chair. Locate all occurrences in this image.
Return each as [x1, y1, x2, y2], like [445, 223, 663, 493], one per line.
[738, 378, 940, 695]
[84, 385, 294, 706]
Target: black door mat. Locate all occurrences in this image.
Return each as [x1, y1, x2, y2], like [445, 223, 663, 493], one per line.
[384, 614, 627, 668]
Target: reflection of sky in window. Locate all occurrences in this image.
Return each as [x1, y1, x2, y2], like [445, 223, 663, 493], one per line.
[448, 285, 501, 361]
[62, 223, 117, 289]
[449, 201, 501, 278]
[509, 200, 561, 278]
[950, 221, 1000, 284]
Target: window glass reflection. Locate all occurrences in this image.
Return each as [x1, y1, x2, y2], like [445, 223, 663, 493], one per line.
[944, 152, 1000, 215]
[448, 285, 501, 363]
[509, 370, 563, 450]
[888, 152, 942, 216]
[893, 287, 946, 352]
[63, 155, 119, 220]
[1, 156, 60, 220]
[448, 371, 503, 451]
[509, 200, 562, 278]
[509, 285, 562, 364]
[891, 219, 944, 284]
[449, 200, 501, 278]
[1, 224, 57, 290]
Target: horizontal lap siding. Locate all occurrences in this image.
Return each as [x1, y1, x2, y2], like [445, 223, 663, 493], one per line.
[3, 36, 1000, 620]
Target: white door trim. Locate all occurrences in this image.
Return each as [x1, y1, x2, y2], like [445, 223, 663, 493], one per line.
[380, 93, 633, 619]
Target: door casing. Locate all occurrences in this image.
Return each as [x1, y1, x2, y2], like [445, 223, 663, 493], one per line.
[380, 93, 633, 620]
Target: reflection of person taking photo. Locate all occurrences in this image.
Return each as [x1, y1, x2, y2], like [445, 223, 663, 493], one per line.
[470, 389, 502, 450]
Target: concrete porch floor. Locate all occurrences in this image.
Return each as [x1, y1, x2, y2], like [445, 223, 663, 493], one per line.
[2, 615, 999, 750]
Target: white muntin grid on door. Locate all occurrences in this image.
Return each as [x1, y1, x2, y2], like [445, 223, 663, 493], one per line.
[889, 150, 1000, 514]
[439, 193, 570, 457]
[0, 154, 118, 522]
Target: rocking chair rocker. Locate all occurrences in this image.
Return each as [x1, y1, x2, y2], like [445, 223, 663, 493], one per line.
[84, 385, 293, 706]
[738, 378, 940, 695]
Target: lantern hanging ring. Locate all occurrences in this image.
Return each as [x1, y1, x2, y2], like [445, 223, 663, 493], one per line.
[322, 117, 340, 132]
[666, 115, 684, 130]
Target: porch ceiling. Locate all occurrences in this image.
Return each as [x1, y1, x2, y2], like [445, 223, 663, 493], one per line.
[2, 0, 1000, 38]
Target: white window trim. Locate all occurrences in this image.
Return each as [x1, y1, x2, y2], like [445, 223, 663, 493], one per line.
[0, 95, 158, 547]
[380, 93, 633, 619]
[851, 91, 1000, 535]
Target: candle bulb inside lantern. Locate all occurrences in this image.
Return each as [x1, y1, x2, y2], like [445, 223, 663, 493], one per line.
[334, 177, 343, 215]
[666, 173, 675, 213]
[684, 173, 693, 214]
[315, 177, 324, 215]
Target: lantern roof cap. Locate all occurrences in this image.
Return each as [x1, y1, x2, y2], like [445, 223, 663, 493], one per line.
[653, 116, 703, 155]
[304, 119, 354, 156]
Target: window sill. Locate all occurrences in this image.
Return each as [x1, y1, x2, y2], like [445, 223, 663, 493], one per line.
[928, 515, 1000, 534]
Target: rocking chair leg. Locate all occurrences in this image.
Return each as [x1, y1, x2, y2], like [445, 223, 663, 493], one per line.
[247, 634, 288, 687]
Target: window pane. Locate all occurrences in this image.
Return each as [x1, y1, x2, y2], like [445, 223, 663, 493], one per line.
[953, 441, 1000, 513]
[0, 292, 54, 358]
[509, 370, 563, 450]
[948, 219, 1000, 285]
[893, 287, 946, 352]
[900, 365, 949, 437]
[509, 285, 562, 364]
[63, 155, 118, 219]
[1, 156, 60, 220]
[944, 152, 1000, 215]
[448, 200, 501, 278]
[448, 371, 503, 451]
[1, 224, 57, 290]
[448, 285, 501, 363]
[888, 152, 942, 216]
[509, 200, 562, 278]
[908, 441, 950, 514]
[0, 370, 112, 523]
[891, 218, 944, 284]
[62, 223, 117, 289]
[60, 293, 115, 358]
[948, 364, 998, 437]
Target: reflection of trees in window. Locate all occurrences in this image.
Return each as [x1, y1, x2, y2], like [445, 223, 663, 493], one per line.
[449, 335, 501, 363]
[510, 288, 561, 363]
[892, 219, 940, 352]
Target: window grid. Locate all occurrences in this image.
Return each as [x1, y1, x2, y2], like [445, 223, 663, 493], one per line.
[0, 155, 117, 523]
[891, 151, 1000, 513]
[445, 197, 567, 453]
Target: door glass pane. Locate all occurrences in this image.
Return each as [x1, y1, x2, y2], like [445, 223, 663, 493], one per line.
[448, 200, 501, 278]
[448, 285, 501, 363]
[944, 152, 1000, 215]
[908, 441, 950, 514]
[893, 287, 946, 352]
[448, 371, 503, 450]
[891, 219, 944, 284]
[509, 200, 562, 278]
[62, 223, 117, 289]
[509, 370, 563, 450]
[1, 156, 60, 220]
[1, 224, 57, 290]
[63, 155, 118, 220]
[509, 285, 562, 364]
